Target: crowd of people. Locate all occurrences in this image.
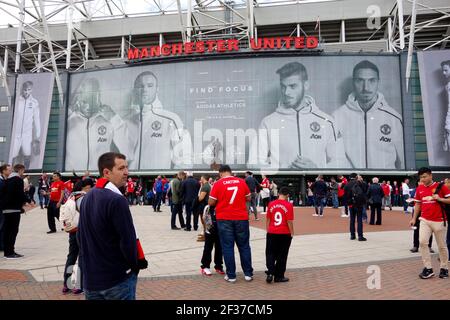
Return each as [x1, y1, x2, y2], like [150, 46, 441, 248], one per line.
[0, 156, 449, 299]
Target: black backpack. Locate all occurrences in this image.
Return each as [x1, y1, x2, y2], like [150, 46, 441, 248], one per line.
[351, 181, 367, 207]
[434, 182, 450, 226]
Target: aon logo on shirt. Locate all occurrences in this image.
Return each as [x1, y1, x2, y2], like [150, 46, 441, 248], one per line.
[379, 136, 391, 143]
[98, 137, 107, 143]
[310, 134, 322, 139]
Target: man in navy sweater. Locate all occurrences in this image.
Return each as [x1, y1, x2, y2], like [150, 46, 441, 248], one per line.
[78, 152, 147, 300]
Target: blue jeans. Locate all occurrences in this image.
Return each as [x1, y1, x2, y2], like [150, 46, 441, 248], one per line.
[153, 192, 162, 211]
[217, 220, 253, 279]
[85, 273, 137, 300]
[331, 193, 339, 208]
[350, 207, 364, 238]
[314, 196, 327, 215]
[403, 195, 410, 212]
[38, 193, 49, 208]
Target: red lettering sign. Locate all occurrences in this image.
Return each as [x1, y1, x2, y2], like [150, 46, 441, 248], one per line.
[127, 36, 320, 60]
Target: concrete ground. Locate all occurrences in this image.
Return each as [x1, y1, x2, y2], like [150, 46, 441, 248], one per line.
[0, 204, 448, 300]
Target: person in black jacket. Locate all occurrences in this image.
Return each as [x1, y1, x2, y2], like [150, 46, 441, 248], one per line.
[312, 175, 328, 217]
[0, 164, 12, 252]
[366, 177, 385, 225]
[78, 152, 147, 300]
[181, 172, 200, 231]
[344, 173, 368, 241]
[2, 164, 27, 259]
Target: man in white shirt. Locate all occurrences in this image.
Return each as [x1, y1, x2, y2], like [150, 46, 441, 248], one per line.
[10, 81, 41, 169]
[248, 62, 345, 171]
[402, 178, 411, 213]
[332, 60, 404, 169]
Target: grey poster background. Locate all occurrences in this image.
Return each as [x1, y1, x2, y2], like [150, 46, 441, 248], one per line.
[66, 55, 402, 171]
[9, 73, 54, 170]
[417, 50, 450, 167]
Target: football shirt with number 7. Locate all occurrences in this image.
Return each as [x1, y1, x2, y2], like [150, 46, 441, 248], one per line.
[209, 176, 251, 220]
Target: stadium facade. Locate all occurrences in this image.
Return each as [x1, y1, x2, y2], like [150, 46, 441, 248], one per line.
[0, 0, 449, 184]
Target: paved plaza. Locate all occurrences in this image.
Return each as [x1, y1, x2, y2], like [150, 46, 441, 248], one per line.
[0, 204, 448, 300]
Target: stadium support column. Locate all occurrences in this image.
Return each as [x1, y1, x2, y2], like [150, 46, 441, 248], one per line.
[0, 59, 11, 107]
[387, 17, 393, 52]
[38, 0, 64, 107]
[299, 175, 306, 207]
[397, 0, 405, 49]
[405, 0, 416, 90]
[246, 0, 254, 45]
[121, 36, 125, 59]
[187, 0, 192, 42]
[66, 1, 74, 70]
[340, 20, 345, 43]
[176, 0, 186, 43]
[15, 0, 25, 73]
[37, 42, 42, 72]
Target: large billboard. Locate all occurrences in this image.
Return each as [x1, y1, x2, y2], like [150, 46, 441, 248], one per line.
[417, 50, 450, 167]
[9, 73, 54, 170]
[65, 55, 404, 172]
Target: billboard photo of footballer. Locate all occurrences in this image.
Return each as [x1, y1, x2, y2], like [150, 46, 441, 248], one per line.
[64, 55, 404, 172]
[9, 73, 55, 170]
[418, 50, 450, 167]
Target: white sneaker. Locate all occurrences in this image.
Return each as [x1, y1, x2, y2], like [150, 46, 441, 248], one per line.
[224, 275, 236, 283]
[201, 268, 212, 276]
[341, 214, 348, 218]
[312, 214, 319, 217]
[244, 275, 253, 281]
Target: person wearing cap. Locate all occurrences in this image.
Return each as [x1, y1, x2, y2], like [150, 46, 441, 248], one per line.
[208, 165, 253, 283]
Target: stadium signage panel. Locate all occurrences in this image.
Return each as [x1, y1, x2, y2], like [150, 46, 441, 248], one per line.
[127, 36, 319, 60]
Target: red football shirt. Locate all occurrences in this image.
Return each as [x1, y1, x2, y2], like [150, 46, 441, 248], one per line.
[415, 182, 450, 222]
[64, 180, 73, 193]
[50, 180, 65, 202]
[267, 199, 294, 234]
[382, 184, 390, 196]
[127, 181, 135, 193]
[209, 175, 251, 220]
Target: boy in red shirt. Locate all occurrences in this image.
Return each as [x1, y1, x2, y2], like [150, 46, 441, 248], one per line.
[265, 186, 294, 283]
[410, 167, 450, 279]
[47, 172, 65, 234]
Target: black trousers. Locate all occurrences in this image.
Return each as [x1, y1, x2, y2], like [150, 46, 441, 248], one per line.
[171, 202, 185, 228]
[265, 233, 292, 279]
[262, 198, 269, 212]
[47, 201, 60, 232]
[350, 207, 364, 238]
[200, 225, 223, 270]
[184, 201, 194, 230]
[3, 212, 21, 256]
[369, 203, 382, 225]
[63, 232, 83, 290]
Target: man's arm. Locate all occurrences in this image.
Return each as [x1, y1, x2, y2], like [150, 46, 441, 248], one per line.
[57, 184, 64, 208]
[287, 220, 294, 236]
[410, 203, 421, 226]
[208, 197, 217, 207]
[110, 197, 138, 270]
